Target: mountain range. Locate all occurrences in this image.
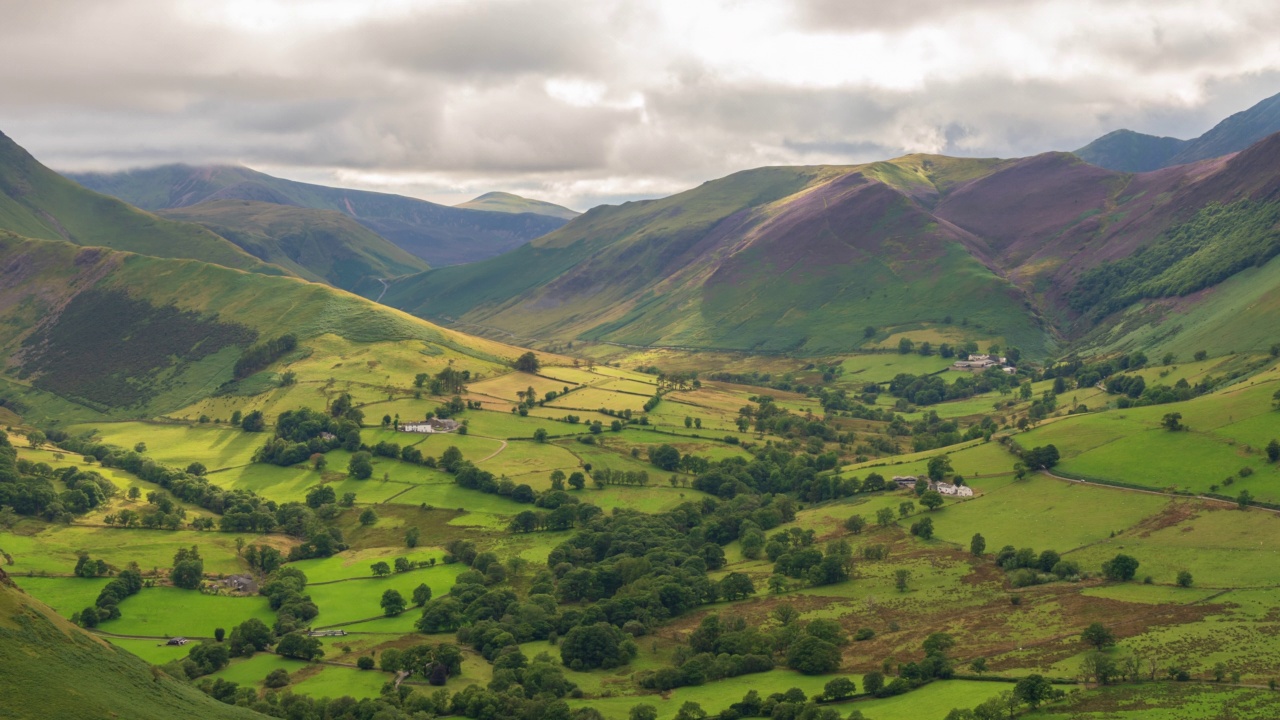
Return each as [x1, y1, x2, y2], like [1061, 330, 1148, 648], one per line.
[375, 126, 1280, 359]
[68, 164, 576, 267]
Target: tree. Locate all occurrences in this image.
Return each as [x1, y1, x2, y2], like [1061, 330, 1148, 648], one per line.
[405, 527, 420, 548]
[264, 668, 291, 687]
[1014, 674, 1053, 708]
[348, 452, 374, 480]
[876, 507, 896, 528]
[357, 655, 375, 670]
[134, 442, 147, 453]
[718, 572, 755, 601]
[844, 514, 866, 534]
[1267, 439, 1280, 463]
[381, 589, 406, 616]
[630, 705, 658, 720]
[514, 352, 540, 373]
[276, 632, 324, 661]
[970, 533, 986, 557]
[1161, 412, 1184, 431]
[185, 462, 207, 476]
[910, 517, 934, 540]
[920, 490, 944, 511]
[1176, 570, 1194, 588]
[413, 583, 432, 606]
[534, 428, 549, 443]
[785, 635, 841, 674]
[171, 546, 204, 590]
[240, 410, 266, 432]
[559, 622, 637, 670]
[214, 627, 226, 642]
[648, 444, 681, 471]
[1102, 554, 1139, 581]
[228, 618, 274, 657]
[822, 677, 857, 701]
[371, 561, 391, 577]
[568, 472, 586, 490]
[927, 455, 953, 482]
[1081, 622, 1115, 650]
[969, 657, 988, 675]
[894, 568, 911, 592]
[862, 671, 885, 696]
[1238, 489, 1254, 509]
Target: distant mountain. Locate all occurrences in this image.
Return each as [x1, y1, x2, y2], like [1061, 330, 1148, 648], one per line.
[0, 569, 262, 720]
[1075, 90, 1280, 171]
[1074, 129, 1187, 172]
[381, 130, 1280, 358]
[456, 191, 579, 220]
[0, 132, 277, 274]
[67, 165, 571, 266]
[158, 200, 429, 291]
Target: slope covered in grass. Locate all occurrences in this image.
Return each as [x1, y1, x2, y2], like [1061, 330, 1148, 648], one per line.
[159, 199, 429, 291]
[0, 570, 262, 720]
[0, 131, 275, 274]
[68, 164, 570, 267]
[0, 233, 522, 420]
[383, 163, 1048, 355]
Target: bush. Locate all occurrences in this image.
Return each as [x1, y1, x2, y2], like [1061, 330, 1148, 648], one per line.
[264, 668, 290, 688]
[357, 656, 375, 670]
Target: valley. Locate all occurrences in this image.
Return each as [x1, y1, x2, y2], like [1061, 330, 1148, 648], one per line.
[2, 98, 1280, 720]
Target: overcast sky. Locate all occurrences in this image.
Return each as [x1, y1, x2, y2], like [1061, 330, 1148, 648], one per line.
[3, 0, 1280, 210]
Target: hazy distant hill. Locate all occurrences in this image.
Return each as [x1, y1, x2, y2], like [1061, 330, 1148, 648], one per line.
[456, 191, 579, 220]
[67, 164, 571, 266]
[382, 129, 1280, 359]
[1075, 90, 1280, 171]
[158, 199, 429, 291]
[0, 132, 277, 274]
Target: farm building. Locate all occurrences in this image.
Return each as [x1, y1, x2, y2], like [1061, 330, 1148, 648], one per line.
[166, 637, 189, 646]
[893, 476, 919, 489]
[935, 482, 975, 497]
[399, 418, 460, 434]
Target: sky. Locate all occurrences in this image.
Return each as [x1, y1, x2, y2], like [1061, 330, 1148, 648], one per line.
[2, 0, 1280, 210]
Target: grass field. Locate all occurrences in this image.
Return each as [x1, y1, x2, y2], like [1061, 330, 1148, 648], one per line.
[307, 564, 466, 626]
[0, 523, 279, 576]
[67, 421, 263, 471]
[102, 587, 276, 638]
[291, 663, 391, 699]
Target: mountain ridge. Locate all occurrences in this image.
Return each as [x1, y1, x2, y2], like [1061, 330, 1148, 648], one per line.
[1075, 90, 1280, 171]
[67, 164, 571, 267]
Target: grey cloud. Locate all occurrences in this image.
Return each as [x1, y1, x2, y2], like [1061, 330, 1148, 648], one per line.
[1, 0, 1279, 210]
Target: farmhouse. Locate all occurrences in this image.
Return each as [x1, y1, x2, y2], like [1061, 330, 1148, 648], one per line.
[400, 417, 460, 434]
[952, 354, 1017, 374]
[934, 481, 975, 497]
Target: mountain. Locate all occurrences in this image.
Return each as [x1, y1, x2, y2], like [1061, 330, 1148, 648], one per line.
[380, 131, 1280, 358]
[67, 164, 572, 267]
[1075, 90, 1280, 171]
[0, 132, 277, 274]
[0, 568, 261, 720]
[380, 158, 1052, 355]
[1074, 129, 1187, 172]
[455, 191, 580, 220]
[157, 200, 429, 291]
[0, 231, 520, 423]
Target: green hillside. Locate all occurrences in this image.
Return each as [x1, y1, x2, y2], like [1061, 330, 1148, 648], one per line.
[0, 132, 276, 274]
[381, 162, 1049, 356]
[0, 232, 520, 423]
[0, 570, 262, 720]
[158, 200, 429, 291]
[68, 164, 570, 266]
[456, 191, 580, 220]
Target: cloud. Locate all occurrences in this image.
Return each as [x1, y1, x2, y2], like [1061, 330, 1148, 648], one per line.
[0, 0, 1278, 210]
